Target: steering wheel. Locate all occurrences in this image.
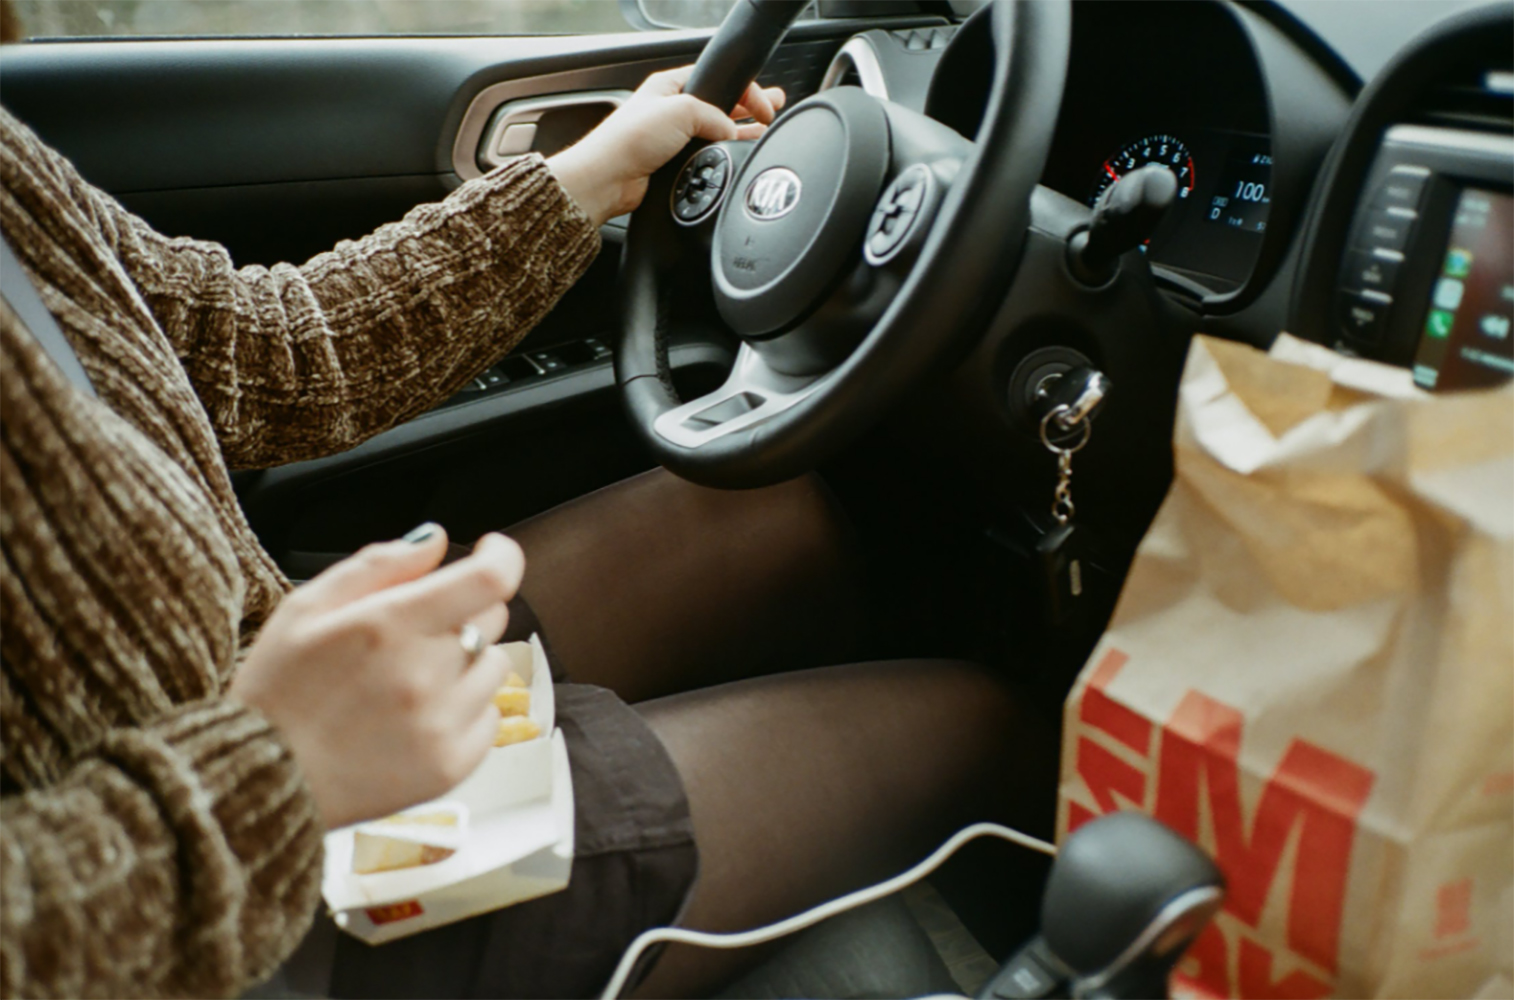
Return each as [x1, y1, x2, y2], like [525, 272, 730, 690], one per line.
[617, 0, 1070, 489]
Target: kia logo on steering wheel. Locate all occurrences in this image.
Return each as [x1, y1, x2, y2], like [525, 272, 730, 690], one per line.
[745, 167, 802, 220]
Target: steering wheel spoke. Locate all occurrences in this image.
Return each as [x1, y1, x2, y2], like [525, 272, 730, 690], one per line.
[652, 343, 826, 449]
[861, 102, 974, 273]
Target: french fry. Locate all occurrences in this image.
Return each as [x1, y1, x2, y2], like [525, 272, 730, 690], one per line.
[494, 715, 541, 747]
[492, 686, 531, 717]
[352, 835, 455, 874]
[377, 811, 459, 827]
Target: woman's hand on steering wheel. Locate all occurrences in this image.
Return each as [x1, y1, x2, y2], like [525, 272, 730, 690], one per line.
[549, 66, 785, 226]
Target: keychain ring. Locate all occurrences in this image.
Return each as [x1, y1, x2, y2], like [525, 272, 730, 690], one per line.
[1040, 405, 1092, 454]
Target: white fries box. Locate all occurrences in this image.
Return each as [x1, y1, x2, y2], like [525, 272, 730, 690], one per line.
[320, 634, 575, 945]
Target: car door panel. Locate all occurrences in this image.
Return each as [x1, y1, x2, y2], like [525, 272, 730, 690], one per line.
[115, 175, 451, 272]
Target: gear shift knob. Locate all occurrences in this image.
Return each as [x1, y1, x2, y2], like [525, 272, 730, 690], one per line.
[1044, 813, 1223, 998]
[978, 813, 1223, 1000]
[1067, 164, 1178, 285]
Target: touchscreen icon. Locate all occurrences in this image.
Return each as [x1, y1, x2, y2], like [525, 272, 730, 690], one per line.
[1426, 310, 1454, 339]
[1480, 315, 1511, 340]
[1433, 278, 1465, 311]
[1444, 249, 1473, 278]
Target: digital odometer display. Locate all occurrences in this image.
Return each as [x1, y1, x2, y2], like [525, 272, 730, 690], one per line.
[1206, 148, 1271, 232]
[1088, 134, 1195, 206]
[1412, 187, 1514, 391]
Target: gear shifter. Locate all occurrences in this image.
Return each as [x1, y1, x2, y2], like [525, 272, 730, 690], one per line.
[1067, 164, 1179, 286]
[978, 813, 1224, 1000]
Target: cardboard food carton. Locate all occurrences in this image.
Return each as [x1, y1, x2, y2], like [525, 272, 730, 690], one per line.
[321, 633, 574, 945]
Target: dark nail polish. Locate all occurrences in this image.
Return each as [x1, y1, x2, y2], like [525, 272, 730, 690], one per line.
[403, 523, 440, 544]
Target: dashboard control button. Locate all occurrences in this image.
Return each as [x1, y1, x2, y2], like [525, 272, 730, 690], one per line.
[530, 352, 567, 373]
[1342, 249, 1402, 294]
[1372, 167, 1429, 211]
[1356, 207, 1416, 252]
[1337, 289, 1392, 345]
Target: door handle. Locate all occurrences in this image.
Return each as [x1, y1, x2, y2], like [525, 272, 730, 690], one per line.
[477, 90, 631, 170]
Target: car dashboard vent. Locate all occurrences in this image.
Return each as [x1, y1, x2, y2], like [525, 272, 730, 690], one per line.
[1410, 68, 1514, 134]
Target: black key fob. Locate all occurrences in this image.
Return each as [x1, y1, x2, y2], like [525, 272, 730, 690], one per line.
[1036, 522, 1085, 629]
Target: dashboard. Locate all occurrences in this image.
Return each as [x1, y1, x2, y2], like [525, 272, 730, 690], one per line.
[804, 0, 1509, 596]
[1291, 14, 1514, 392]
[830, 0, 1510, 399]
[925, 1, 1276, 295]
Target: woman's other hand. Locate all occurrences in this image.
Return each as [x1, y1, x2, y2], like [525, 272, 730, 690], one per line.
[548, 66, 786, 225]
[231, 525, 522, 830]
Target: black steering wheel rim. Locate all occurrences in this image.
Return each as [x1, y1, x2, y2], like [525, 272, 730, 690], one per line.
[617, 0, 1071, 489]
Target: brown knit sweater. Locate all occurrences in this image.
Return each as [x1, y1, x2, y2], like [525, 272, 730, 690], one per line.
[0, 107, 600, 997]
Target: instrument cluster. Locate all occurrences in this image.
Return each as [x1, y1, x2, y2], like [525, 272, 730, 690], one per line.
[928, 1, 1275, 294]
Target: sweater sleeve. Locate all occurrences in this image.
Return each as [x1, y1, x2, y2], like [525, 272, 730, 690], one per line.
[1, 109, 601, 469]
[0, 697, 325, 1000]
[120, 157, 601, 469]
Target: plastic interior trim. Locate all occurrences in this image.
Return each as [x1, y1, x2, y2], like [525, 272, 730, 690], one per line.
[819, 35, 891, 99]
[652, 342, 827, 447]
[1066, 885, 1223, 999]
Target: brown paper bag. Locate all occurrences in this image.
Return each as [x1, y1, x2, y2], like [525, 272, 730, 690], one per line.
[1057, 334, 1513, 999]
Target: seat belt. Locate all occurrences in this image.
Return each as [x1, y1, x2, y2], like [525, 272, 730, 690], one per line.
[0, 231, 97, 397]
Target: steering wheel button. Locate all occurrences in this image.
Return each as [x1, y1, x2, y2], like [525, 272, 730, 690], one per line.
[671, 144, 734, 226]
[677, 193, 714, 221]
[863, 164, 934, 266]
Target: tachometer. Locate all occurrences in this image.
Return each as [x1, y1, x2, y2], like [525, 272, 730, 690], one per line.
[1089, 134, 1196, 206]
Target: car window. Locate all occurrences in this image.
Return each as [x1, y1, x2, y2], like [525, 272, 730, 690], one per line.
[7, 0, 741, 39]
[1274, 0, 1488, 82]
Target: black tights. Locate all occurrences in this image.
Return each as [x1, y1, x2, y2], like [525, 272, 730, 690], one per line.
[507, 470, 1060, 999]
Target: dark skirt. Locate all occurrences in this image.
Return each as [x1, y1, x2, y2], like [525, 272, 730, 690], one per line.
[275, 602, 699, 1000]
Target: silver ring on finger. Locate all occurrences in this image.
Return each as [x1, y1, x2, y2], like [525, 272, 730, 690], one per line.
[458, 623, 486, 663]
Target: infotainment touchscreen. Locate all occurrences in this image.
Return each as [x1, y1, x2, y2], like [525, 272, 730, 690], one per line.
[1411, 187, 1513, 391]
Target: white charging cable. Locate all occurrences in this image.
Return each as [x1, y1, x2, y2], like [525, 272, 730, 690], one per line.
[599, 821, 1057, 1000]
